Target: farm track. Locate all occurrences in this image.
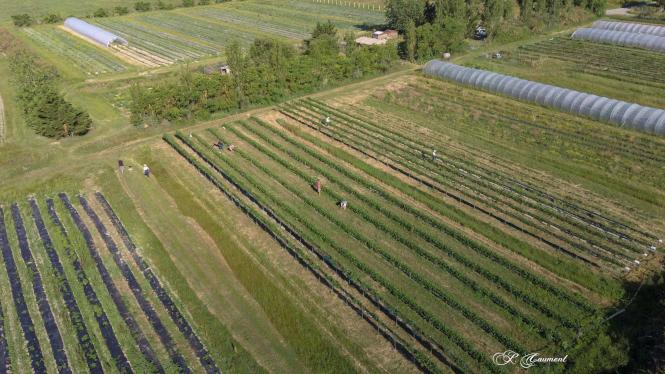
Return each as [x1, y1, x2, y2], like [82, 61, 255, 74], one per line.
[162, 134, 448, 374]
[78, 196, 192, 373]
[45, 198, 134, 373]
[0, 208, 46, 373]
[279, 101, 650, 273]
[95, 193, 221, 374]
[10, 204, 72, 374]
[58, 193, 162, 373]
[29, 199, 103, 373]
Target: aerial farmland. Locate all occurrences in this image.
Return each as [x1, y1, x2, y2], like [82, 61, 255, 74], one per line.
[0, 0, 664, 373]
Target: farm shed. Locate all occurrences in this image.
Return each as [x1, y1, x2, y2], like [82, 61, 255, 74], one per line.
[591, 20, 665, 38]
[64, 18, 128, 47]
[423, 61, 665, 136]
[571, 28, 665, 53]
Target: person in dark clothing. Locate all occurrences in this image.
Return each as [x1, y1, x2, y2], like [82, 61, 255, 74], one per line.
[118, 160, 125, 174]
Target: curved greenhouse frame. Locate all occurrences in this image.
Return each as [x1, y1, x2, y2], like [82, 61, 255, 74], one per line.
[571, 28, 665, 52]
[64, 18, 128, 47]
[591, 20, 665, 38]
[422, 61, 665, 136]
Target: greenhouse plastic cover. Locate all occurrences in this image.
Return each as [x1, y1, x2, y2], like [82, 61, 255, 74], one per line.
[592, 20, 665, 38]
[422, 61, 665, 136]
[64, 17, 128, 47]
[571, 28, 665, 52]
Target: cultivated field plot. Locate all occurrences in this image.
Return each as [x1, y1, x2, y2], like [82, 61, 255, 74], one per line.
[163, 87, 663, 371]
[35, 0, 386, 69]
[21, 27, 129, 76]
[472, 37, 665, 109]
[0, 193, 229, 373]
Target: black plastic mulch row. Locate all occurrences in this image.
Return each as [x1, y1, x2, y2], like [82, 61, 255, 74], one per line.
[58, 193, 162, 374]
[29, 199, 103, 373]
[11, 204, 72, 374]
[0, 260, 10, 372]
[0, 207, 46, 373]
[45, 198, 133, 374]
[78, 196, 191, 374]
[95, 192, 221, 374]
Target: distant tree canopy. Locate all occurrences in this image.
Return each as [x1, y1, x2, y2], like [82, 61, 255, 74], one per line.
[129, 25, 398, 126]
[134, 1, 152, 12]
[1, 31, 91, 138]
[388, 0, 604, 61]
[11, 14, 34, 27]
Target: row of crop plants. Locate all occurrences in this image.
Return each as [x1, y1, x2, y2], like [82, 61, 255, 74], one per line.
[0, 194, 225, 373]
[515, 38, 665, 86]
[93, 18, 220, 63]
[162, 133, 445, 373]
[166, 120, 602, 371]
[281, 99, 654, 274]
[406, 80, 665, 165]
[224, 118, 592, 328]
[301, 98, 657, 255]
[173, 131, 501, 373]
[370, 79, 665, 210]
[22, 27, 128, 76]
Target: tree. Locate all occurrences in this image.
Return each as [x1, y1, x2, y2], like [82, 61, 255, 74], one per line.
[311, 20, 337, 39]
[182, 0, 195, 7]
[134, 1, 152, 11]
[404, 19, 417, 61]
[11, 14, 33, 27]
[199, 0, 211, 4]
[42, 14, 62, 24]
[114, 6, 130, 15]
[385, 0, 427, 32]
[93, 8, 109, 17]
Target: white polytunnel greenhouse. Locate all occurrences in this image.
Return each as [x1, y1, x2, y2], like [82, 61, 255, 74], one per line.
[422, 61, 665, 136]
[571, 28, 665, 52]
[64, 17, 128, 47]
[591, 20, 665, 38]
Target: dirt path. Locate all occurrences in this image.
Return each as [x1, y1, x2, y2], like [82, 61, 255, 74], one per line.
[606, 7, 632, 16]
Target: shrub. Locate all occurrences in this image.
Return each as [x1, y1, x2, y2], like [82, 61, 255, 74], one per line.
[11, 14, 34, 27]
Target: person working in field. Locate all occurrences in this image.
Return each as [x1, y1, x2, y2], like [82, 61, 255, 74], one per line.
[213, 141, 225, 150]
[143, 164, 150, 177]
[118, 160, 124, 174]
[432, 149, 438, 161]
[314, 179, 322, 195]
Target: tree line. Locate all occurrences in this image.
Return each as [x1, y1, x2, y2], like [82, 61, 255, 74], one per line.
[11, 0, 230, 27]
[129, 22, 399, 126]
[0, 30, 91, 138]
[386, 0, 606, 61]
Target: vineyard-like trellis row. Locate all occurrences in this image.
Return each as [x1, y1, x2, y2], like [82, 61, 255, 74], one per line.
[298, 100, 646, 266]
[299, 105, 630, 270]
[10, 204, 72, 373]
[138, 14, 255, 48]
[285, 104, 622, 269]
[95, 193, 221, 374]
[387, 83, 665, 209]
[333, 102, 650, 263]
[206, 126, 532, 354]
[162, 134, 449, 374]
[0, 208, 46, 373]
[279, 104, 614, 304]
[408, 82, 665, 165]
[221, 123, 569, 341]
[45, 198, 133, 373]
[78, 196, 191, 373]
[176, 131, 497, 373]
[233, 118, 590, 328]
[22, 28, 127, 75]
[29, 199, 103, 373]
[325, 94, 653, 245]
[58, 193, 162, 373]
